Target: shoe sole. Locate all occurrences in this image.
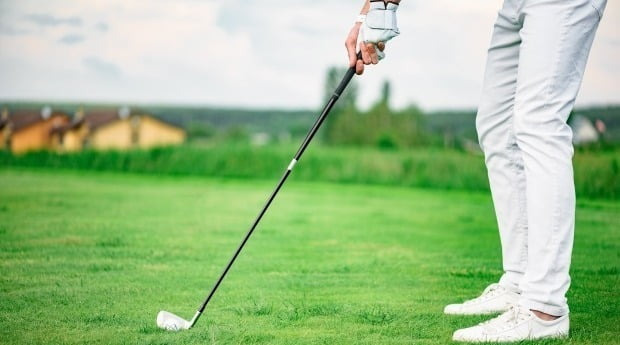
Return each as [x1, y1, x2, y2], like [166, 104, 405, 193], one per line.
[444, 309, 509, 316]
[452, 331, 569, 342]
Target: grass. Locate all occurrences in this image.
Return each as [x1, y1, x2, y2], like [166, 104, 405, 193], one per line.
[1, 144, 618, 199]
[0, 168, 618, 345]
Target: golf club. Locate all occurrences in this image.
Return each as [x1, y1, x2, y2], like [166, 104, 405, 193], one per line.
[157, 52, 363, 331]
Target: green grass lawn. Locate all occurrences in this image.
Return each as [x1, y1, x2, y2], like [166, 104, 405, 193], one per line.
[0, 169, 618, 345]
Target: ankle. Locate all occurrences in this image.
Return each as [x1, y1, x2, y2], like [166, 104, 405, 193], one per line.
[531, 309, 560, 321]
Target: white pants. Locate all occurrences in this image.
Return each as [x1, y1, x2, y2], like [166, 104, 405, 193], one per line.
[476, 0, 605, 316]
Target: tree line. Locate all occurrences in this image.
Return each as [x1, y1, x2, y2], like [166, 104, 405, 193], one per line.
[322, 67, 428, 149]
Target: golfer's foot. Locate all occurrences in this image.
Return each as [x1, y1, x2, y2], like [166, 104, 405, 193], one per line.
[452, 305, 569, 342]
[444, 283, 519, 315]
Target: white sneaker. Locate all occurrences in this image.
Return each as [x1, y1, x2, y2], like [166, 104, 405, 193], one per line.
[452, 305, 569, 342]
[444, 283, 519, 315]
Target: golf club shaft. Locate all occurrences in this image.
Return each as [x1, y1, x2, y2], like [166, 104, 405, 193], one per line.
[191, 56, 360, 327]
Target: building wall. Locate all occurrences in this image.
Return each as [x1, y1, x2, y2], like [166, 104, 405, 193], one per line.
[10, 115, 69, 154]
[62, 125, 89, 152]
[89, 120, 133, 150]
[1, 126, 10, 150]
[12, 123, 49, 153]
[137, 116, 185, 148]
[9, 114, 186, 152]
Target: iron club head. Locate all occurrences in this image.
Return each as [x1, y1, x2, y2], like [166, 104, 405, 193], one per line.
[156, 310, 191, 331]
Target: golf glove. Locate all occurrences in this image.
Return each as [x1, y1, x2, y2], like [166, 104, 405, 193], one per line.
[362, 1, 400, 45]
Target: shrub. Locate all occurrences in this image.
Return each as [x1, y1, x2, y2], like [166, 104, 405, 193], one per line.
[1, 144, 617, 199]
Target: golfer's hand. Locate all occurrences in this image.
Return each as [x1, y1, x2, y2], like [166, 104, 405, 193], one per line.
[345, 23, 385, 75]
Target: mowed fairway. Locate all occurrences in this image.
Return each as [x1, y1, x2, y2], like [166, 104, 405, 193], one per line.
[0, 169, 618, 345]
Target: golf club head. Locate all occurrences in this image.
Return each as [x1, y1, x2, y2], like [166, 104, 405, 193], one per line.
[157, 310, 190, 331]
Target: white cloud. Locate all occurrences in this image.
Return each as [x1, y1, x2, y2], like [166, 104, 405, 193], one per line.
[58, 33, 84, 45]
[0, 0, 618, 110]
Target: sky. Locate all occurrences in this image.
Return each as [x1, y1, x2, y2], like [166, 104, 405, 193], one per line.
[0, 0, 618, 111]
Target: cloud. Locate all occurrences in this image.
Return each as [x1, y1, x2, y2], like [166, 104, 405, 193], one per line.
[23, 13, 82, 27]
[94, 22, 108, 32]
[58, 33, 85, 45]
[0, 23, 30, 36]
[83, 57, 121, 78]
[0, 1, 617, 109]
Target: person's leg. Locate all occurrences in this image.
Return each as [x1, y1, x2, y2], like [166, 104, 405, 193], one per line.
[452, 0, 606, 342]
[514, 0, 605, 317]
[476, 0, 527, 292]
[445, 1, 526, 317]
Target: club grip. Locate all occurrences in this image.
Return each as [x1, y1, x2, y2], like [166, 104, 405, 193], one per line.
[335, 51, 363, 97]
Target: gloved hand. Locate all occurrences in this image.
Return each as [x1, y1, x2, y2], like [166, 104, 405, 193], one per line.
[362, 1, 400, 45]
[345, 0, 400, 75]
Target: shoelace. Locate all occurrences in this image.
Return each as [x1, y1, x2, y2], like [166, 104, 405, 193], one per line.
[463, 283, 505, 305]
[481, 305, 531, 333]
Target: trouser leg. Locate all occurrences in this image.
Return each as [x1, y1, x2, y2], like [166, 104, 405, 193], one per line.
[514, 0, 604, 316]
[476, 0, 527, 292]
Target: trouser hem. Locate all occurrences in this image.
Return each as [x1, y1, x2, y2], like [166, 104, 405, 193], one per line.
[519, 298, 568, 317]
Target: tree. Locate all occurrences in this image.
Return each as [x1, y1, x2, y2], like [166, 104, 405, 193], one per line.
[395, 104, 428, 147]
[380, 80, 391, 106]
[322, 67, 358, 143]
[328, 106, 363, 145]
[322, 67, 358, 110]
[323, 74, 428, 148]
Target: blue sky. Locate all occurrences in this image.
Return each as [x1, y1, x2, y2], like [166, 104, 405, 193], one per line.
[0, 0, 618, 110]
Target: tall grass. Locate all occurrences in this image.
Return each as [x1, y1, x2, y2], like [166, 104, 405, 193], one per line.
[1, 144, 618, 199]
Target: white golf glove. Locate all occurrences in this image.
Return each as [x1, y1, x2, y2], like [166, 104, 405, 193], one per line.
[361, 0, 400, 57]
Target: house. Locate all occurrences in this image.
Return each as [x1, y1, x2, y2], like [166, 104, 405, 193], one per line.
[0, 108, 8, 150]
[0, 107, 70, 154]
[55, 107, 185, 151]
[569, 114, 599, 145]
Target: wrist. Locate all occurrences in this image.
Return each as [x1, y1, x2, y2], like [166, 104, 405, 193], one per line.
[370, 0, 401, 5]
